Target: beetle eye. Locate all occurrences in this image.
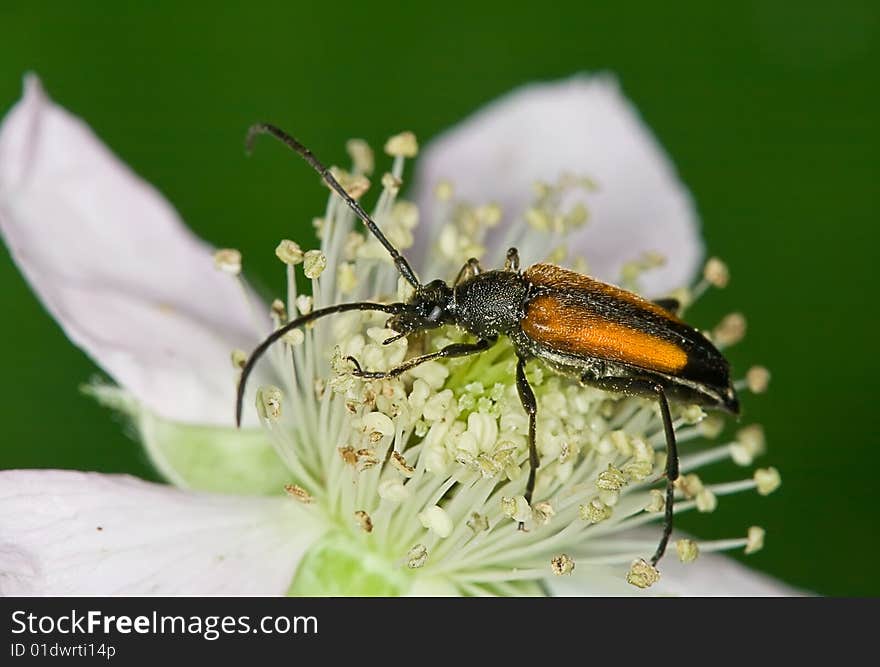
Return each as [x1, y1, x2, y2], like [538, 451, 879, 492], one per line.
[428, 305, 443, 321]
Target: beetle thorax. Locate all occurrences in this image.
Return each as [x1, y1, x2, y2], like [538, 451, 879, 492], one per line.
[453, 270, 529, 339]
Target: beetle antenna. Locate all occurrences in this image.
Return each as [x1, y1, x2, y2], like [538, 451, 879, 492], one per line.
[246, 123, 421, 289]
[236, 300, 406, 427]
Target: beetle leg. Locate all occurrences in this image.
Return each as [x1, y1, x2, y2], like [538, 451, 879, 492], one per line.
[515, 355, 539, 530]
[347, 338, 494, 380]
[581, 376, 679, 567]
[652, 297, 681, 316]
[453, 258, 483, 286]
[505, 247, 520, 272]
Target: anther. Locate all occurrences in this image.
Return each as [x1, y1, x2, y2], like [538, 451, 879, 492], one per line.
[390, 451, 415, 477]
[419, 505, 453, 538]
[754, 467, 781, 495]
[346, 138, 374, 175]
[213, 248, 242, 275]
[354, 510, 373, 533]
[407, 544, 428, 569]
[730, 425, 766, 466]
[745, 526, 766, 554]
[501, 496, 531, 523]
[645, 489, 666, 513]
[381, 172, 402, 192]
[675, 539, 700, 563]
[256, 386, 283, 421]
[303, 250, 327, 279]
[467, 513, 489, 534]
[712, 312, 747, 347]
[550, 554, 575, 576]
[275, 240, 304, 265]
[532, 501, 555, 526]
[580, 498, 612, 523]
[626, 559, 660, 589]
[596, 464, 627, 491]
[231, 349, 247, 370]
[271, 298, 287, 321]
[284, 484, 313, 504]
[703, 257, 730, 288]
[746, 366, 771, 393]
[295, 294, 313, 315]
[384, 131, 418, 158]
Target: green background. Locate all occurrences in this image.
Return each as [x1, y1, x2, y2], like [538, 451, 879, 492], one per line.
[1, 1, 877, 596]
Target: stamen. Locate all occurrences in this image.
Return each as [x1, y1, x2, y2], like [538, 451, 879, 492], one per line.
[275, 239, 304, 265]
[213, 248, 242, 275]
[283, 329, 305, 346]
[533, 501, 556, 526]
[419, 505, 453, 538]
[231, 349, 247, 369]
[675, 538, 700, 563]
[378, 479, 410, 502]
[580, 498, 613, 523]
[754, 467, 782, 495]
[284, 484, 314, 504]
[501, 495, 531, 523]
[467, 513, 489, 534]
[354, 510, 374, 533]
[407, 544, 428, 569]
[550, 554, 575, 576]
[745, 366, 771, 393]
[703, 257, 730, 288]
[745, 526, 766, 554]
[303, 250, 327, 279]
[271, 298, 287, 322]
[256, 386, 283, 421]
[695, 489, 718, 513]
[730, 425, 766, 466]
[384, 132, 419, 158]
[645, 489, 665, 513]
[596, 464, 627, 491]
[712, 312, 747, 348]
[346, 139, 374, 175]
[626, 559, 660, 589]
[391, 451, 415, 477]
[295, 295, 314, 315]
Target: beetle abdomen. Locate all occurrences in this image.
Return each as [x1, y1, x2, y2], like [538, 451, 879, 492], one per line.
[522, 293, 689, 374]
[522, 264, 736, 410]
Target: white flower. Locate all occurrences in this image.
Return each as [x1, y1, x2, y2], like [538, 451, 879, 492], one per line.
[0, 74, 797, 596]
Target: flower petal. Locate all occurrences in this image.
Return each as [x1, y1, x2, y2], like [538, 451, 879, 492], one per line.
[413, 75, 702, 296]
[0, 470, 323, 595]
[546, 553, 801, 597]
[0, 75, 270, 425]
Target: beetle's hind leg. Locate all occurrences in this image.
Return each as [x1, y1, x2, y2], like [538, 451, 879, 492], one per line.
[515, 355, 539, 530]
[581, 375, 679, 567]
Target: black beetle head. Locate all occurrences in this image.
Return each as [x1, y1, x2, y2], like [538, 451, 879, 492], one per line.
[386, 279, 454, 337]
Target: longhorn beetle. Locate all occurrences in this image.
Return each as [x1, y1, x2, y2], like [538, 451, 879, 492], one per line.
[236, 123, 739, 569]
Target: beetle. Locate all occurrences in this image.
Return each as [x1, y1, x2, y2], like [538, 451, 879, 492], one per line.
[236, 123, 739, 569]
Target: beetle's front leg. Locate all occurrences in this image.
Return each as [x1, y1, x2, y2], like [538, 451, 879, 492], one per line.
[505, 247, 520, 272]
[347, 338, 494, 380]
[515, 355, 539, 530]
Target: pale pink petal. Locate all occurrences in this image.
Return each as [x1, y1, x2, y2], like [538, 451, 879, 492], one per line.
[0, 470, 321, 595]
[413, 75, 703, 296]
[0, 75, 270, 425]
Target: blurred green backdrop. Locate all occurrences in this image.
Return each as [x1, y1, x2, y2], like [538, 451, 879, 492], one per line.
[1, 1, 877, 596]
